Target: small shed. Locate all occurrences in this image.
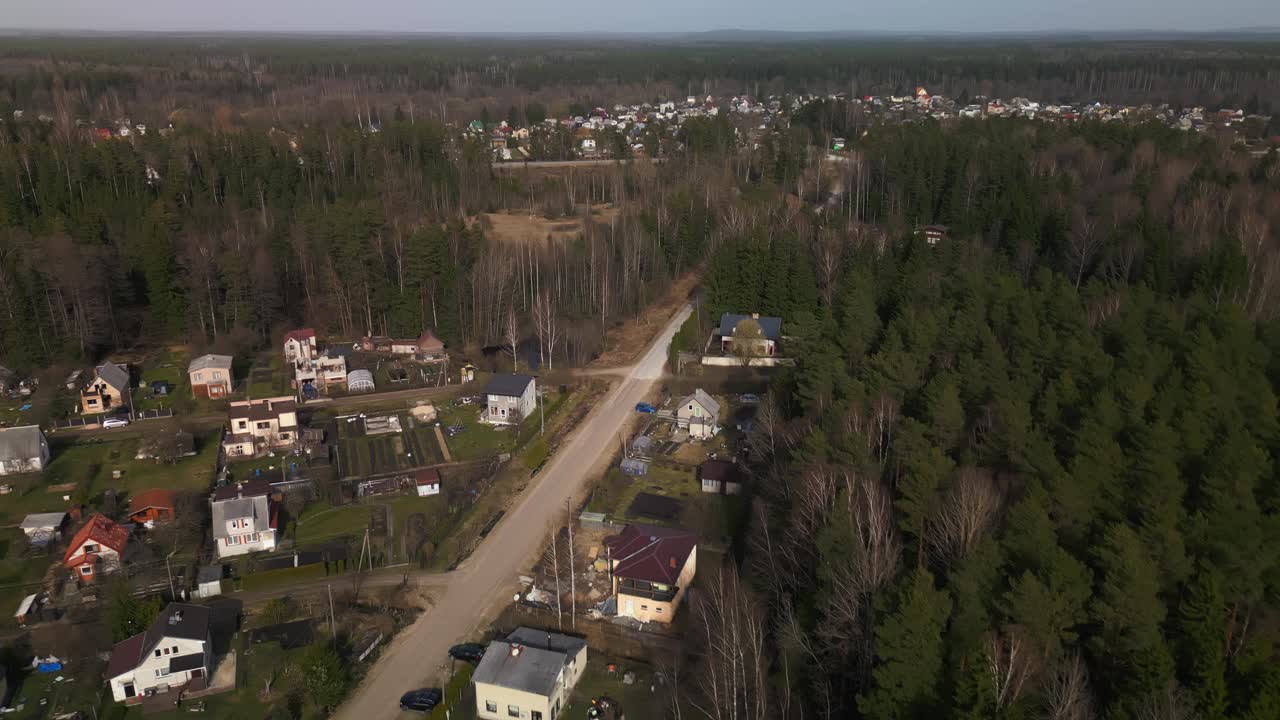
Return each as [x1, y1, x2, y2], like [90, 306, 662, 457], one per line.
[14, 593, 43, 626]
[19, 512, 68, 547]
[620, 457, 650, 476]
[415, 467, 441, 497]
[347, 369, 375, 393]
[194, 564, 224, 599]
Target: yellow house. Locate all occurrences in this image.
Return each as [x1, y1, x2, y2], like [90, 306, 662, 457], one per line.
[604, 524, 698, 624]
[80, 363, 131, 415]
[473, 627, 587, 720]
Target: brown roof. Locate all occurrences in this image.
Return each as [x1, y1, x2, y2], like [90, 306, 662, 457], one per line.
[63, 514, 129, 566]
[284, 328, 315, 343]
[211, 477, 273, 502]
[417, 330, 444, 352]
[415, 467, 441, 486]
[699, 459, 740, 484]
[107, 603, 211, 680]
[105, 632, 146, 679]
[604, 524, 697, 585]
[129, 488, 177, 515]
[228, 398, 297, 422]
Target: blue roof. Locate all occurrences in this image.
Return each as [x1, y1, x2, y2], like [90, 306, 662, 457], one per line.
[719, 313, 782, 341]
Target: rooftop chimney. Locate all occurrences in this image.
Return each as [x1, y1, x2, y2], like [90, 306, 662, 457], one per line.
[670, 556, 677, 569]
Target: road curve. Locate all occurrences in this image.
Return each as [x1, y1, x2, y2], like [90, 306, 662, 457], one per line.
[331, 303, 692, 720]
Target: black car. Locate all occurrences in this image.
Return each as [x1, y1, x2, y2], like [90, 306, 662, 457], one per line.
[448, 643, 486, 664]
[399, 688, 442, 713]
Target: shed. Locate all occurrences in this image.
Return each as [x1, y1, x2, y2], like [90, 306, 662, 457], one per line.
[620, 457, 650, 476]
[19, 512, 68, 547]
[347, 369, 375, 392]
[194, 564, 224, 599]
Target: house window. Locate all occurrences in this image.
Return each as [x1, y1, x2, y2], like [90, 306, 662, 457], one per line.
[171, 646, 178, 654]
[84, 543, 99, 553]
[256, 421, 270, 430]
[155, 650, 162, 658]
[212, 371, 221, 380]
[486, 701, 498, 713]
[656, 607, 664, 614]
[508, 705, 520, 718]
[641, 605, 648, 610]
[237, 421, 247, 430]
[80, 566, 92, 575]
[155, 668, 169, 678]
[280, 432, 290, 440]
[533, 713, 543, 720]
[163, 648, 170, 655]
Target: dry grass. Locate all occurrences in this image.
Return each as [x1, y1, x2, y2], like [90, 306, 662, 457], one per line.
[480, 204, 621, 246]
[591, 270, 700, 369]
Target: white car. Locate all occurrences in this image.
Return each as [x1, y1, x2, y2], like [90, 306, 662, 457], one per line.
[101, 417, 130, 429]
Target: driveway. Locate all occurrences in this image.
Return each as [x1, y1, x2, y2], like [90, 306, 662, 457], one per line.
[331, 303, 692, 720]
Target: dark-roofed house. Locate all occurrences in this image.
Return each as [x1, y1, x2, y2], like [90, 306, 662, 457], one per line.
[211, 479, 278, 558]
[63, 514, 130, 583]
[604, 524, 698, 624]
[107, 603, 215, 704]
[718, 312, 783, 357]
[0, 425, 50, 475]
[483, 374, 536, 425]
[221, 396, 298, 458]
[699, 459, 743, 495]
[80, 362, 131, 415]
[187, 354, 234, 398]
[472, 627, 587, 720]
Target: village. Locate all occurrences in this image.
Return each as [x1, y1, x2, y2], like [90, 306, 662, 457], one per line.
[0, 303, 784, 719]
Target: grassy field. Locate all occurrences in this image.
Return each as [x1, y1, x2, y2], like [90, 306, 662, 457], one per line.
[3, 668, 108, 719]
[247, 354, 293, 398]
[131, 349, 187, 412]
[435, 403, 511, 460]
[238, 562, 333, 592]
[335, 417, 445, 480]
[0, 430, 220, 526]
[562, 655, 665, 720]
[293, 495, 449, 563]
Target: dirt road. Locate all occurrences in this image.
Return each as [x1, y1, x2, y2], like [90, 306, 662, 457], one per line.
[331, 302, 692, 720]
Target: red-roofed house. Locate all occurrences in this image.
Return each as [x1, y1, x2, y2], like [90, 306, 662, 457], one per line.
[415, 467, 441, 497]
[63, 514, 130, 583]
[604, 524, 698, 624]
[128, 488, 178, 526]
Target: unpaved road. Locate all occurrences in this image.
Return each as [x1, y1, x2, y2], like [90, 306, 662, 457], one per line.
[332, 303, 692, 720]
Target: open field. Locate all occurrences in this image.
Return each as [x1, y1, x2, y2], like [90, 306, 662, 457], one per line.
[480, 204, 620, 246]
[335, 419, 445, 480]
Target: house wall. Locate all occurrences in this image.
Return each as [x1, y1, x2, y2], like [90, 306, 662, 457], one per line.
[486, 383, 535, 425]
[0, 442, 47, 475]
[215, 527, 276, 558]
[66, 543, 121, 583]
[80, 382, 125, 414]
[109, 634, 210, 703]
[475, 683, 553, 720]
[615, 548, 697, 624]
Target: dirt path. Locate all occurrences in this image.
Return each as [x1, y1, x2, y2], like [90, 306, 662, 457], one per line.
[330, 302, 692, 720]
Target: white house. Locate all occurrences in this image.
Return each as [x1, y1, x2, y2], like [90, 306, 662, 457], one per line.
[210, 479, 278, 558]
[283, 328, 317, 365]
[484, 374, 536, 425]
[221, 397, 298, 457]
[675, 389, 721, 440]
[415, 468, 441, 497]
[473, 627, 587, 720]
[0, 425, 50, 475]
[106, 603, 215, 704]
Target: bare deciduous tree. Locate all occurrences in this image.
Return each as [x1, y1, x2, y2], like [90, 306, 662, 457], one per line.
[504, 304, 520, 372]
[1041, 654, 1095, 720]
[689, 567, 769, 720]
[986, 626, 1038, 711]
[928, 467, 1004, 566]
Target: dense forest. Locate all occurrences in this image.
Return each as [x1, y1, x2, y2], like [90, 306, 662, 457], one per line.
[1, 37, 1279, 128]
[680, 119, 1280, 719]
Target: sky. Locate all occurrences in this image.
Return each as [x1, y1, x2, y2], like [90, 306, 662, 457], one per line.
[4, 0, 1280, 34]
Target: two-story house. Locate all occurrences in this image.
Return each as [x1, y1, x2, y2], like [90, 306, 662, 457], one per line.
[294, 348, 349, 398]
[187, 354, 234, 398]
[604, 523, 698, 624]
[282, 328, 317, 366]
[473, 627, 587, 720]
[483, 374, 536, 425]
[221, 397, 299, 458]
[674, 389, 721, 440]
[106, 603, 215, 705]
[63, 514, 130, 584]
[210, 479, 278, 558]
[80, 363, 131, 415]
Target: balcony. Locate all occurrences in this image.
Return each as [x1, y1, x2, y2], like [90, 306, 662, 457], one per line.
[618, 578, 677, 602]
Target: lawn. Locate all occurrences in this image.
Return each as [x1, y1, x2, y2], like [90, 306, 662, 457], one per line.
[562, 655, 666, 720]
[238, 562, 333, 592]
[132, 349, 187, 412]
[335, 417, 445, 480]
[293, 495, 449, 563]
[0, 532, 57, 632]
[435, 403, 510, 461]
[3, 668, 106, 720]
[247, 354, 294, 398]
[0, 430, 220, 525]
[295, 501, 376, 545]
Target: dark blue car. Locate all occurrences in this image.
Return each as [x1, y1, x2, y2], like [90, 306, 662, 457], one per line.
[399, 688, 442, 713]
[634, 402, 656, 413]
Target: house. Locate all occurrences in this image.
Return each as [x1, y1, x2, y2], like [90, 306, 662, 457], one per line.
[210, 478, 277, 558]
[187, 355, 234, 398]
[221, 397, 298, 458]
[415, 467, 441, 497]
[915, 224, 950, 246]
[473, 627, 587, 720]
[699, 459, 742, 495]
[80, 363, 131, 415]
[0, 425, 50, 475]
[718, 313, 782, 357]
[18, 512, 67, 547]
[193, 565, 224, 599]
[484, 374, 536, 425]
[128, 489, 177, 526]
[674, 389, 721, 440]
[63, 514, 130, 583]
[283, 329, 317, 365]
[294, 349, 348, 398]
[604, 524, 698, 624]
[416, 329, 446, 360]
[106, 603, 215, 704]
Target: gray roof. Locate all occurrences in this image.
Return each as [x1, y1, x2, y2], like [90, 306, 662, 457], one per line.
[473, 640, 572, 697]
[506, 627, 587, 656]
[170, 653, 206, 673]
[210, 495, 269, 540]
[485, 373, 535, 398]
[197, 565, 224, 584]
[93, 363, 130, 392]
[719, 313, 782, 341]
[0, 425, 46, 462]
[20, 512, 66, 529]
[188, 354, 233, 374]
[678, 389, 721, 418]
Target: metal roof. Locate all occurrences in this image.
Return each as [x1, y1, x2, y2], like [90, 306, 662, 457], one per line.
[0, 425, 46, 462]
[93, 362, 131, 392]
[187, 354, 233, 374]
[19, 512, 66, 529]
[719, 313, 783, 341]
[677, 389, 721, 418]
[473, 628, 584, 697]
[485, 373, 535, 398]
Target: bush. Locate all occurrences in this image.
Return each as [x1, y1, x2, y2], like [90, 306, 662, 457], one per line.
[524, 438, 550, 469]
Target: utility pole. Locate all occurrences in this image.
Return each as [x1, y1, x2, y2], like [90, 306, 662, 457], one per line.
[165, 550, 177, 600]
[539, 385, 545, 436]
[566, 498, 576, 628]
[327, 584, 336, 645]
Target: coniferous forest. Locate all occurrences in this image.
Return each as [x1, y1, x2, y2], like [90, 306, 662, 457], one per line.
[1, 37, 1280, 720]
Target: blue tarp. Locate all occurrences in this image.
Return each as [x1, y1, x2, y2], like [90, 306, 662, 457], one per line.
[37, 662, 62, 673]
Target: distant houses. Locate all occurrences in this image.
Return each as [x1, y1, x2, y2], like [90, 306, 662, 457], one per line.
[128, 489, 178, 527]
[718, 313, 782, 357]
[0, 425, 50, 475]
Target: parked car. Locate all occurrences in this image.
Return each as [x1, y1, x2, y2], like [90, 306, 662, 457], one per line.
[739, 393, 761, 404]
[101, 416, 130, 429]
[448, 643, 486, 664]
[399, 688, 442, 713]
[634, 402, 656, 413]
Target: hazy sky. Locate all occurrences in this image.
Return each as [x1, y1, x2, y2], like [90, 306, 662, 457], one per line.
[4, 0, 1279, 34]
